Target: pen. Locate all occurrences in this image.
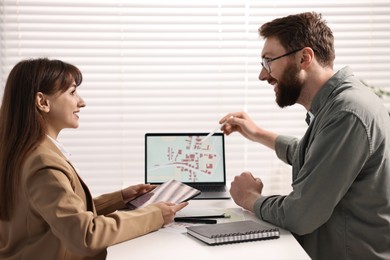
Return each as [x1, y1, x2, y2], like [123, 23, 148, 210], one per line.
[201, 115, 234, 143]
[176, 213, 231, 219]
[174, 217, 217, 224]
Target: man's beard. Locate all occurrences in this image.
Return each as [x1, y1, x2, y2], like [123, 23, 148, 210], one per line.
[275, 63, 303, 108]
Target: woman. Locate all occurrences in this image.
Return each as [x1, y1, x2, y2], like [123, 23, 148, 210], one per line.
[0, 58, 188, 259]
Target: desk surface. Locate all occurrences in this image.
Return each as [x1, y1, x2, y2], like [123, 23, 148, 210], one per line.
[107, 199, 309, 260]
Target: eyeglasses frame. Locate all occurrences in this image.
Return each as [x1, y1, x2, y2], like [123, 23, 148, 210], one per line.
[261, 47, 304, 73]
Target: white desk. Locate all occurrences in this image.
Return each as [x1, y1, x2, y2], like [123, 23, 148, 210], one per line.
[107, 199, 309, 260]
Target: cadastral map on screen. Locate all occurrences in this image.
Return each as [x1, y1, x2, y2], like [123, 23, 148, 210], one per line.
[146, 135, 224, 183]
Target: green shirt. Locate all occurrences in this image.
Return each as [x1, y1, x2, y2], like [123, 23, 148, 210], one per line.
[254, 67, 390, 259]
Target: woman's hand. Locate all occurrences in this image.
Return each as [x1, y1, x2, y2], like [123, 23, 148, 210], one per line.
[153, 202, 189, 225]
[121, 184, 157, 204]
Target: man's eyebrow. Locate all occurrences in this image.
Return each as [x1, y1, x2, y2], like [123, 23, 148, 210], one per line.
[261, 52, 271, 58]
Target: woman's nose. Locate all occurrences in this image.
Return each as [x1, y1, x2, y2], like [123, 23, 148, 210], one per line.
[78, 96, 86, 108]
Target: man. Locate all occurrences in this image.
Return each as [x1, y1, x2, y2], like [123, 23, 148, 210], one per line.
[220, 12, 390, 259]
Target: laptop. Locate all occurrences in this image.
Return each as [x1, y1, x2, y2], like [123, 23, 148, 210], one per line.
[145, 133, 230, 199]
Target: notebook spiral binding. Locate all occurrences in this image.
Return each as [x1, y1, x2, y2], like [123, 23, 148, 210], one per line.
[212, 228, 280, 244]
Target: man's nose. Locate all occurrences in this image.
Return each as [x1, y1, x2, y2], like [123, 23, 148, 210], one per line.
[259, 67, 269, 81]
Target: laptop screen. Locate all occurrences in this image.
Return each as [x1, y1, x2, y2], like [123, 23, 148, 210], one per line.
[145, 133, 226, 185]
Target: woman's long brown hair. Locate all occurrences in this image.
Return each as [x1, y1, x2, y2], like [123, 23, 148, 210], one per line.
[0, 58, 82, 220]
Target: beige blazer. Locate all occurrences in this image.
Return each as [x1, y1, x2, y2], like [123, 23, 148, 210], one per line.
[0, 137, 164, 259]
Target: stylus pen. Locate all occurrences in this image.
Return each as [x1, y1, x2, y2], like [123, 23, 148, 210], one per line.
[201, 115, 234, 143]
[174, 217, 217, 224]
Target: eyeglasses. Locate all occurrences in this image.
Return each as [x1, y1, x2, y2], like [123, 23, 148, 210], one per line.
[261, 47, 304, 73]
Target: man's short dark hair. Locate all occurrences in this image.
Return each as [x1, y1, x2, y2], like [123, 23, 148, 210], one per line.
[259, 12, 335, 68]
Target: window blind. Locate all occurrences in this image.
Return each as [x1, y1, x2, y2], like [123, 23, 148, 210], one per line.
[1, 0, 389, 196]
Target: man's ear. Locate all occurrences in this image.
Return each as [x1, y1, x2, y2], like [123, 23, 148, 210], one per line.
[300, 47, 314, 69]
[35, 92, 50, 113]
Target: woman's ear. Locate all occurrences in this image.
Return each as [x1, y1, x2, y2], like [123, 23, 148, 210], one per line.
[35, 92, 50, 113]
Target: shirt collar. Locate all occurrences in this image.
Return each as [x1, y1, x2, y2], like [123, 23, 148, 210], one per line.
[305, 111, 315, 125]
[308, 66, 354, 118]
[46, 135, 72, 160]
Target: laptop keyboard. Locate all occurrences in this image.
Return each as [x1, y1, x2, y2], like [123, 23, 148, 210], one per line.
[196, 185, 226, 192]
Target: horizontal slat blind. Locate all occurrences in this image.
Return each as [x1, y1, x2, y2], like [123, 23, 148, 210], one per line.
[1, 0, 389, 197]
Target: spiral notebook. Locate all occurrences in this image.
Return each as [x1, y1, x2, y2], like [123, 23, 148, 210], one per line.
[186, 220, 279, 245]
